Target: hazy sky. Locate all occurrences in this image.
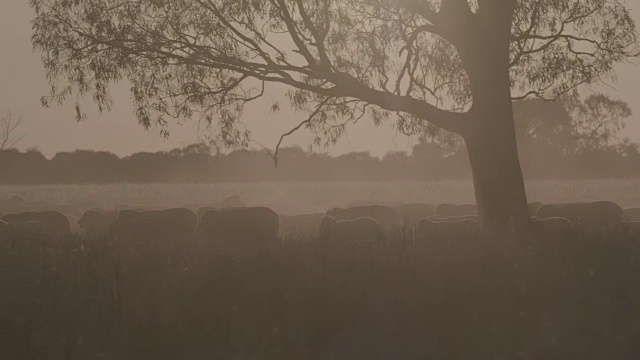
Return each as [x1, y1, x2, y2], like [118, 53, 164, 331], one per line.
[1, 1, 639, 158]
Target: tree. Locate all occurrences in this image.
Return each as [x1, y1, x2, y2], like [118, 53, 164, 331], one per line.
[0, 111, 26, 151]
[514, 94, 632, 155]
[568, 94, 632, 153]
[514, 97, 576, 154]
[30, 0, 638, 230]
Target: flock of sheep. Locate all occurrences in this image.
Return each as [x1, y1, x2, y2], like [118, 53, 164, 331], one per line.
[1, 194, 640, 249]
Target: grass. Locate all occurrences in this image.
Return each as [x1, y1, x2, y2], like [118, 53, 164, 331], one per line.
[3, 226, 640, 360]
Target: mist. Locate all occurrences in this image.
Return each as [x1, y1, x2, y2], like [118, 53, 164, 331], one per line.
[3, 1, 640, 359]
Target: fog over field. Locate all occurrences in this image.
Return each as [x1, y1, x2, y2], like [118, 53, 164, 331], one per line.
[2, 180, 640, 214]
[4, 1, 640, 359]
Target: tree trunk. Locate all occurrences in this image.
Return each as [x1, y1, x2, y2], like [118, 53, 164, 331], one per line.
[464, 115, 530, 233]
[462, 75, 530, 235]
[454, 3, 529, 235]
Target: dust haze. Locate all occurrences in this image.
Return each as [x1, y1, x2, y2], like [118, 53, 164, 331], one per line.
[3, 1, 640, 359]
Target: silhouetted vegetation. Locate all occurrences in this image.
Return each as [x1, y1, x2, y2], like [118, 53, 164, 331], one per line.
[2, 96, 638, 184]
[30, 0, 640, 226]
[2, 141, 638, 185]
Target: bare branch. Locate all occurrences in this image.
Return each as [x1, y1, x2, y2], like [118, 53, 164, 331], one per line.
[272, 97, 332, 167]
[1, 111, 27, 151]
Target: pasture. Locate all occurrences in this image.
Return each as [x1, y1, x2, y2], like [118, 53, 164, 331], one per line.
[2, 179, 640, 214]
[2, 181, 640, 359]
[3, 223, 640, 359]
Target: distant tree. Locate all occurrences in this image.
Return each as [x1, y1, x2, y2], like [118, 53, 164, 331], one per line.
[0, 111, 26, 151]
[170, 143, 213, 157]
[514, 94, 632, 155]
[50, 150, 122, 183]
[618, 140, 640, 159]
[0, 147, 48, 184]
[412, 142, 448, 160]
[383, 151, 410, 162]
[30, 0, 639, 230]
[568, 94, 632, 153]
[513, 97, 576, 154]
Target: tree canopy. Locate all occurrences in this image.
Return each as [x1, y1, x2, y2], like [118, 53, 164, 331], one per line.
[30, 0, 638, 150]
[30, 0, 640, 227]
[513, 93, 632, 154]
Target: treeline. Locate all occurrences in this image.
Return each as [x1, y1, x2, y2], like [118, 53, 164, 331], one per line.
[1, 95, 639, 184]
[1, 140, 639, 185]
[0, 144, 469, 184]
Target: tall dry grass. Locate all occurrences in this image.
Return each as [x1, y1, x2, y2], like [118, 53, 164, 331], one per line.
[3, 227, 640, 360]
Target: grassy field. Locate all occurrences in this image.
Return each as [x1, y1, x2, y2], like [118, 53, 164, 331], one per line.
[2, 179, 640, 213]
[3, 180, 640, 359]
[4, 227, 640, 360]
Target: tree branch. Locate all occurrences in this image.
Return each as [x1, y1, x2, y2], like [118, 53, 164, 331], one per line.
[272, 97, 332, 167]
[398, 0, 439, 24]
[0, 111, 26, 151]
